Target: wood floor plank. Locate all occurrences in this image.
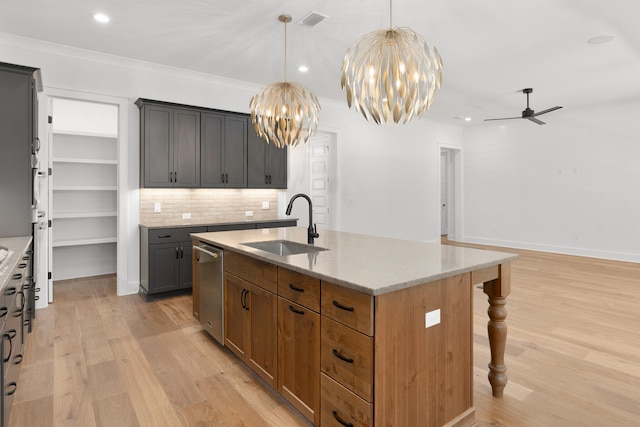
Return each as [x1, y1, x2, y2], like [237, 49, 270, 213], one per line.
[93, 392, 141, 427]
[86, 360, 127, 402]
[110, 335, 186, 426]
[53, 352, 97, 426]
[8, 396, 53, 427]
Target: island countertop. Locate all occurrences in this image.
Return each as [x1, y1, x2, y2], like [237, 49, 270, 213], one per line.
[191, 226, 517, 296]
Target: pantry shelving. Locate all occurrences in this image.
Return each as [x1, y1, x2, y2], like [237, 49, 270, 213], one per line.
[50, 100, 119, 280]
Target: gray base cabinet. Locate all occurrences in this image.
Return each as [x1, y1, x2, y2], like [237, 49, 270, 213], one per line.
[140, 220, 296, 300]
[140, 226, 206, 300]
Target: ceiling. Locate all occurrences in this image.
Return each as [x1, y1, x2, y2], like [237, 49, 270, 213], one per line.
[2, 0, 639, 126]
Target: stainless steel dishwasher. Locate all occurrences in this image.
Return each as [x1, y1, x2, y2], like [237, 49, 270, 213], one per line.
[194, 243, 224, 344]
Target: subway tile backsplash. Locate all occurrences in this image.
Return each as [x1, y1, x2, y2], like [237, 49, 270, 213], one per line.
[140, 188, 280, 226]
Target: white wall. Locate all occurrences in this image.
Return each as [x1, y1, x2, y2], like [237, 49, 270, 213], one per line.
[1, 33, 457, 292]
[462, 102, 640, 262]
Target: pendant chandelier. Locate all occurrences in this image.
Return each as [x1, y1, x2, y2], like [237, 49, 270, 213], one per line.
[250, 15, 320, 148]
[341, 0, 443, 124]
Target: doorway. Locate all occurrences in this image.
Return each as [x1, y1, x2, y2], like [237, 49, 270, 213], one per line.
[440, 146, 462, 241]
[43, 89, 129, 305]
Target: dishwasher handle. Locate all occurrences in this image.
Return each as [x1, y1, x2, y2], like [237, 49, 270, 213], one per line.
[193, 245, 222, 259]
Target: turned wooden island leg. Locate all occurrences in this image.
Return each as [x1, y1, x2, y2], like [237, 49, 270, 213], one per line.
[482, 263, 511, 398]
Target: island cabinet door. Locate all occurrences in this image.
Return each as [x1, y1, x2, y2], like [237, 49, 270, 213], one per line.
[246, 282, 277, 388]
[224, 273, 248, 359]
[277, 298, 321, 426]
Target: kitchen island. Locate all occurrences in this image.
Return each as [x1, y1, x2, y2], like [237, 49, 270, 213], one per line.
[191, 227, 517, 427]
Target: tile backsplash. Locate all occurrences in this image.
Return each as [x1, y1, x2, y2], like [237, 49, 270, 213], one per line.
[140, 188, 281, 226]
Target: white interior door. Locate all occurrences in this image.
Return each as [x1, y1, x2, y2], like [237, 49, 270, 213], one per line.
[440, 151, 448, 235]
[309, 136, 334, 230]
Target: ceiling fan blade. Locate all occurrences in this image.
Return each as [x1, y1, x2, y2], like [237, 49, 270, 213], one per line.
[484, 116, 522, 122]
[527, 117, 546, 125]
[532, 106, 562, 116]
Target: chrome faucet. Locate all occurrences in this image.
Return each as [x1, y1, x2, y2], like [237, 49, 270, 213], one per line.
[286, 193, 319, 244]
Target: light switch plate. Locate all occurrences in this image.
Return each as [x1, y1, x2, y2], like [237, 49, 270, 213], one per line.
[262, 201, 270, 209]
[425, 309, 441, 328]
[153, 202, 161, 213]
[245, 210, 253, 217]
[182, 213, 191, 219]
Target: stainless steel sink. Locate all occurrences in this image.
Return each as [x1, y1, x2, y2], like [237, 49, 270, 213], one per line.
[241, 240, 328, 256]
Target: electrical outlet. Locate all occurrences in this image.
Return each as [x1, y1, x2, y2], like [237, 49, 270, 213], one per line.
[245, 210, 253, 217]
[425, 309, 441, 328]
[262, 201, 270, 209]
[154, 202, 161, 213]
[182, 213, 191, 219]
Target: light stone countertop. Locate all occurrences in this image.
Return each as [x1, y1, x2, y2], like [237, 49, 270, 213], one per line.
[0, 236, 32, 291]
[191, 227, 518, 296]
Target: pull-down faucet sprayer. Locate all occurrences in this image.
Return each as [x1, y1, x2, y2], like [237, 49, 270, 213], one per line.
[285, 193, 319, 244]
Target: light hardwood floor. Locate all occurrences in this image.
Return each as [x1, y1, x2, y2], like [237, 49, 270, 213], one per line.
[10, 242, 640, 426]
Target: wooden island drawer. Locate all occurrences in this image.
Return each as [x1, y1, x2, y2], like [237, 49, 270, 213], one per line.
[278, 268, 320, 312]
[321, 373, 372, 427]
[321, 317, 373, 402]
[224, 251, 277, 292]
[321, 281, 374, 336]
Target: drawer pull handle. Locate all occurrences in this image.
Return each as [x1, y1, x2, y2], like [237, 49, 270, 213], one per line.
[11, 274, 23, 281]
[0, 307, 7, 318]
[157, 235, 172, 238]
[288, 283, 305, 293]
[13, 353, 23, 365]
[332, 300, 354, 312]
[5, 287, 17, 296]
[289, 305, 305, 315]
[332, 410, 353, 427]
[5, 382, 17, 396]
[332, 348, 354, 364]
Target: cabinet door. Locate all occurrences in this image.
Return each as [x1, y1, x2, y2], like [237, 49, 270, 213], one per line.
[200, 112, 225, 187]
[148, 243, 180, 293]
[246, 283, 277, 388]
[278, 298, 321, 425]
[143, 105, 173, 187]
[247, 123, 268, 187]
[224, 273, 248, 359]
[178, 241, 194, 289]
[224, 115, 248, 188]
[266, 143, 287, 189]
[173, 108, 200, 188]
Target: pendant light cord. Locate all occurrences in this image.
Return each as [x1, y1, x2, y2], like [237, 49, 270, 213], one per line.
[389, 0, 393, 28]
[283, 19, 287, 83]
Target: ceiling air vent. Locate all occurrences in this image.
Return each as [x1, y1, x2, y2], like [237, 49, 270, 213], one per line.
[297, 11, 328, 27]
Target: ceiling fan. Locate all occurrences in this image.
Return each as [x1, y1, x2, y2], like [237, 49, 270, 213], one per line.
[484, 88, 562, 125]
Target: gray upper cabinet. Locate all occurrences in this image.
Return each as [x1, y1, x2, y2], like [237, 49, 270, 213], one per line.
[138, 100, 200, 188]
[247, 124, 288, 189]
[201, 112, 247, 188]
[137, 98, 286, 189]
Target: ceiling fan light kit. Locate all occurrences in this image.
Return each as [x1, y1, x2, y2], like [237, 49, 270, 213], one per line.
[250, 15, 320, 148]
[484, 88, 562, 125]
[340, 0, 443, 124]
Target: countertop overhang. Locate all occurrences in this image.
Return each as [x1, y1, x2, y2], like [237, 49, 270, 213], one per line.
[191, 227, 518, 296]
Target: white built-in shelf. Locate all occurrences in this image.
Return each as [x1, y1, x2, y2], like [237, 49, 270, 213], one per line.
[52, 129, 118, 139]
[53, 212, 117, 219]
[52, 237, 117, 248]
[52, 157, 117, 165]
[53, 186, 117, 191]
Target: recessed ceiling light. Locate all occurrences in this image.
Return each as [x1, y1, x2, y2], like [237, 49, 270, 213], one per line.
[298, 65, 309, 73]
[93, 13, 110, 23]
[464, 117, 472, 122]
[588, 34, 615, 45]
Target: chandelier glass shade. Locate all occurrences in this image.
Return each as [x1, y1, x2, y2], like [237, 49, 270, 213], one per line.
[341, 16, 443, 124]
[250, 15, 320, 148]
